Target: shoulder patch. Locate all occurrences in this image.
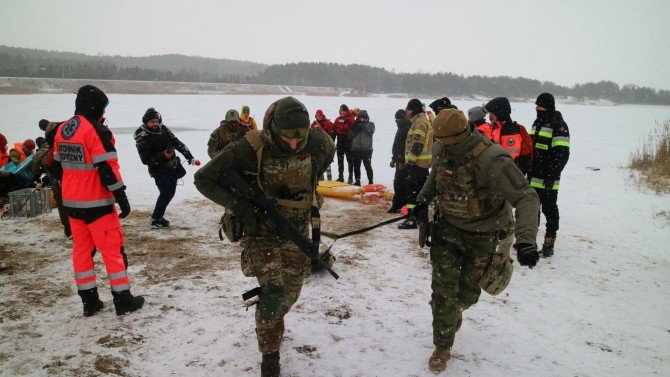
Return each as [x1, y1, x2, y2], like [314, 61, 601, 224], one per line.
[61, 117, 80, 140]
[506, 138, 515, 146]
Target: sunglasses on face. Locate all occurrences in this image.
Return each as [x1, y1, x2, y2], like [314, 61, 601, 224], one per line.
[278, 127, 309, 139]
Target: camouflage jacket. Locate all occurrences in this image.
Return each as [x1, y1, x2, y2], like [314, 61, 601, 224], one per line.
[207, 121, 249, 158]
[418, 131, 539, 245]
[195, 107, 335, 233]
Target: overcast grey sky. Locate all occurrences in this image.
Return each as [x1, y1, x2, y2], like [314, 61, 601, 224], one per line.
[1, 0, 669, 90]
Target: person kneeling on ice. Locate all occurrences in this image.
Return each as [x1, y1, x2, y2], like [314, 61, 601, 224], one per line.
[53, 85, 144, 316]
[194, 97, 335, 377]
[134, 107, 200, 229]
[412, 109, 540, 373]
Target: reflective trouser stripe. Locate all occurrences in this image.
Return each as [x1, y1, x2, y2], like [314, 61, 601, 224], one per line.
[108, 271, 128, 280]
[63, 198, 116, 208]
[77, 281, 97, 290]
[91, 152, 118, 164]
[74, 269, 96, 279]
[530, 177, 560, 190]
[107, 181, 124, 191]
[111, 283, 130, 292]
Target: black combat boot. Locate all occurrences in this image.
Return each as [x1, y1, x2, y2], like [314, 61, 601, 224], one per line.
[261, 351, 280, 377]
[397, 218, 418, 229]
[78, 287, 104, 317]
[354, 180, 361, 186]
[112, 290, 145, 316]
[347, 173, 353, 184]
[336, 174, 344, 182]
[541, 234, 556, 257]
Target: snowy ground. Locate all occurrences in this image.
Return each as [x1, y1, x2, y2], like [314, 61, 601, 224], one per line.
[1, 94, 669, 376]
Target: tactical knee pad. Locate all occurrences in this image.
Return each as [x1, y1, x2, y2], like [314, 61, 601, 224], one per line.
[258, 286, 285, 321]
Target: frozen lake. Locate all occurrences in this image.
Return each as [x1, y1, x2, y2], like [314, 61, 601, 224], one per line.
[1, 94, 669, 376]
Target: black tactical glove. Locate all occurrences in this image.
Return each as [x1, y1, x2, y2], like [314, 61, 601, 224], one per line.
[112, 189, 131, 219]
[232, 199, 258, 236]
[409, 202, 429, 223]
[515, 243, 539, 269]
[390, 160, 396, 168]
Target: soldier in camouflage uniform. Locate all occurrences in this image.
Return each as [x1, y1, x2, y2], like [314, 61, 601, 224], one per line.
[206, 109, 249, 158]
[194, 97, 335, 377]
[415, 109, 540, 373]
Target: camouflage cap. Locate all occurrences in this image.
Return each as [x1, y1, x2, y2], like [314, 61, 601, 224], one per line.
[273, 97, 309, 130]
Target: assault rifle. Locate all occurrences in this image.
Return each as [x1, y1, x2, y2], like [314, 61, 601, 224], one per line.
[218, 168, 340, 285]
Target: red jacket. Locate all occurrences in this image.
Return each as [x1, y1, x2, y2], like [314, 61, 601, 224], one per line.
[477, 120, 532, 174]
[54, 115, 124, 217]
[311, 118, 334, 137]
[333, 111, 355, 138]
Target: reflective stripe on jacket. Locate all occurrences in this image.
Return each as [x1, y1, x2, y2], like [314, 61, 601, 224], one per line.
[54, 115, 122, 209]
[405, 113, 433, 169]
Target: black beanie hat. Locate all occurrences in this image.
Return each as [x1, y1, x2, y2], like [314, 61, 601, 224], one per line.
[406, 99, 424, 115]
[274, 97, 310, 130]
[485, 97, 512, 121]
[535, 93, 555, 111]
[394, 109, 406, 119]
[339, 104, 349, 112]
[142, 107, 162, 124]
[38, 119, 49, 131]
[35, 136, 46, 148]
[75, 85, 108, 120]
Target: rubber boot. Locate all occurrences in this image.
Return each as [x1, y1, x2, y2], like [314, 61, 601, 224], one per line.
[347, 173, 353, 185]
[261, 351, 280, 377]
[112, 290, 145, 316]
[541, 234, 556, 257]
[78, 287, 104, 317]
[428, 347, 451, 373]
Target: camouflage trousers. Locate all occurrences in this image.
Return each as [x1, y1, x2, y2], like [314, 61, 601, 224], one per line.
[430, 221, 497, 349]
[240, 235, 311, 354]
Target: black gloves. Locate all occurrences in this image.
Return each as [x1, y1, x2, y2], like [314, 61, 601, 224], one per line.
[390, 160, 396, 168]
[232, 199, 258, 236]
[410, 202, 429, 223]
[515, 243, 539, 269]
[113, 189, 131, 219]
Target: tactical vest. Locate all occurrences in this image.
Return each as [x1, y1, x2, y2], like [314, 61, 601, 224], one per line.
[434, 139, 506, 219]
[220, 121, 248, 148]
[245, 131, 317, 225]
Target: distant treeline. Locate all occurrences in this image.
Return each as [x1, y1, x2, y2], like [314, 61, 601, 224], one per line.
[1, 46, 669, 105]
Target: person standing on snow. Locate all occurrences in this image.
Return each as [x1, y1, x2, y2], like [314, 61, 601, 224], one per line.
[240, 105, 258, 131]
[32, 119, 71, 238]
[398, 99, 433, 229]
[388, 109, 412, 213]
[528, 93, 570, 257]
[134, 107, 200, 229]
[53, 85, 144, 317]
[195, 96, 335, 377]
[207, 109, 249, 158]
[311, 109, 335, 180]
[349, 110, 375, 186]
[414, 109, 540, 373]
[333, 104, 355, 183]
[481, 97, 533, 175]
